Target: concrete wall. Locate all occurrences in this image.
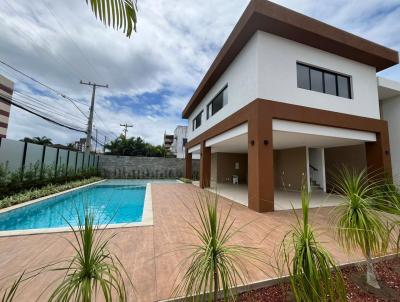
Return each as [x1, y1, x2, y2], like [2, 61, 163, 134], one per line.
[187, 31, 380, 142]
[213, 153, 247, 184]
[324, 144, 367, 188]
[99, 155, 200, 179]
[274, 147, 308, 191]
[381, 95, 400, 181]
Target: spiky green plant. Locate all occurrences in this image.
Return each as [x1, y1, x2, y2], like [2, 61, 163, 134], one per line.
[49, 209, 131, 302]
[279, 186, 346, 302]
[173, 192, 264, 301]
[332, 167, 390, 289]
[1, 273, 24, 302]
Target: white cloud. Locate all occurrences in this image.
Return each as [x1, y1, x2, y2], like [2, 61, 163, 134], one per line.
[1, 0, 399, 147]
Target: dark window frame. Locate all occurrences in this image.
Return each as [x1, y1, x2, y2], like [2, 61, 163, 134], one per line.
[207, 85, 228, 119]
[296, 62, 352, 99]
[192, 111, 203, 131]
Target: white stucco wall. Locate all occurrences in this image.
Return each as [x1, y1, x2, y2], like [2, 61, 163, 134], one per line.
[381, 96, 400, 180]
[187, 34, 258, 141]
[187, 31, 381, 142]
[256, 32, 380, 119]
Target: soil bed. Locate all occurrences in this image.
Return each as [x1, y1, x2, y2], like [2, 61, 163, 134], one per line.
[238, 257, 400, 301]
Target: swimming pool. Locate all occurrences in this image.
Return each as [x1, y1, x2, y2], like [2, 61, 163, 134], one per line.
[0, 179, 172, 234]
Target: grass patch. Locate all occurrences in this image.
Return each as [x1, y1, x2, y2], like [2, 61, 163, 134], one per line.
[0, 177, 102, 210]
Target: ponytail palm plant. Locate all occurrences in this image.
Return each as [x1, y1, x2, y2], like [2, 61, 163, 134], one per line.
[173, 192, 265, 301]
[279, 186, 346, 302]
[49, 210, 131, 301]
[332, 167, 390, 289]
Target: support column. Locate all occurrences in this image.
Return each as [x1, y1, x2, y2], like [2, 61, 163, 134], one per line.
[365, 124, 392, 178]
[247, 104, 274, 212]
[184, 148, 192, 179]
[200, 141, 211, 188]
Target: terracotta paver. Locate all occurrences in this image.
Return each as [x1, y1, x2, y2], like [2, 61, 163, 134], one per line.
[0, 183, 365, 301]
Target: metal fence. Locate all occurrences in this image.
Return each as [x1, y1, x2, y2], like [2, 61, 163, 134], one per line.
[0, 138, 99, 176]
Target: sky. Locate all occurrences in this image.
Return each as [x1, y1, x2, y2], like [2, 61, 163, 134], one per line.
[0, 0, 399, 147]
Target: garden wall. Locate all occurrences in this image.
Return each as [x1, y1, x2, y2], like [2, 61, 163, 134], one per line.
[99, 155, 200, 179]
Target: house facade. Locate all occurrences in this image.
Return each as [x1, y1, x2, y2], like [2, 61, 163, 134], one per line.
[170, 125, 188, 159]
[182, 0, 399, 212]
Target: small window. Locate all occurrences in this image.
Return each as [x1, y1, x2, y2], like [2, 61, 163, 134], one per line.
[207, 86, 227, 119]
[297, 62, 351, 99]
[337, 75, 351, 99]
[310, 69, 323, 93]
[192, 111, 202, 131]
[182, 138, 187, 146]
[324, 72, 337, 96]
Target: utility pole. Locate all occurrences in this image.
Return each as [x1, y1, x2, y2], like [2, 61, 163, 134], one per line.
[120, 123, 133, 138]
[103, 135, 107, 153]
[95, 128, 98, 154]
[80, 80, 108, 155]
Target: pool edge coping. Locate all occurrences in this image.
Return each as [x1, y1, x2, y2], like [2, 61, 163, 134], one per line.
[0, 180, 154, 237]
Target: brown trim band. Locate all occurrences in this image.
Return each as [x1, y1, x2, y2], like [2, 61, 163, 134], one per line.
[0, 134, 5, 138]
[182, 0, 398, 118]
[0, 109, 10, 117]
[0, 83, 13, 95]
[0, 122, 8, 128]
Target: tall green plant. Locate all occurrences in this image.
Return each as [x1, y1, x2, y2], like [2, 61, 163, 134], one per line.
[173, 192, 264, 301]
[49, 209, 131, 301]
[332, 167, 390, 289]
[279, 186, 346, 302]
[1, 273, 24, 302]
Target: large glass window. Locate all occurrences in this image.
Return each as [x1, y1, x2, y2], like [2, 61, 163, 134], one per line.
[207, 86, 228, 119]
[192, 111, 202, 131]
[296, 63, 352, 99]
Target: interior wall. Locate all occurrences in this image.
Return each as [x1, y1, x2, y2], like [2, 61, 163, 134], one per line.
[211, 153, 218, 187]
[274, 147, 308, 191]
[215, 152, 248, 184]
[308, 148, 325, 190]
[324, 144, 367, 189]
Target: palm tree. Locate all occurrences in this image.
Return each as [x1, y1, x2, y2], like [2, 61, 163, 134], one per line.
[49, 209, 131, 301]
[331, 167, 390, 289]
[20, 136, 52, 145]
[279, 186, 346, 302]
[85, 0, 138, 38]
[173, 192, 264, 301]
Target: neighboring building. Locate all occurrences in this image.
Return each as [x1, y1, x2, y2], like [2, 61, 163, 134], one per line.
[171, 125, 188, 159]
[163, 132, 174, 152]
[73, 138, 86, 152]
[378, 78, 400, 181]
[0, 75, 14, 138]
[183, 0, 399, 212]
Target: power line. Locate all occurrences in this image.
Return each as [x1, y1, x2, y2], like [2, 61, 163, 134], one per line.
[0, 92, 87, 134]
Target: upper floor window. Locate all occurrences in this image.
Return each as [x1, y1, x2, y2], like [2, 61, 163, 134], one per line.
[207, 86, 228, 119]
[192, 111, 202, 130]
[182, 138, 187, 146]
[297, 63, 352, 99]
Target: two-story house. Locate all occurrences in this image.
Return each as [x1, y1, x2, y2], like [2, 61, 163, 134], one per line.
[182, 0, 399, 212]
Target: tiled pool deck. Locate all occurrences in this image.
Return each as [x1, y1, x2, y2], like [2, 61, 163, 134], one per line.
[0, 183, 368, 301]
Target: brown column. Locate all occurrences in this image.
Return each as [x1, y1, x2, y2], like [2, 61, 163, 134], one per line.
[247, 103, 274, 212]
[365, 124, 392, 178]
[200, 141, 211, 188]
[184, 148, 192, 179]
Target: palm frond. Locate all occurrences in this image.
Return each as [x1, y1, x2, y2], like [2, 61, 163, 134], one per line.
[85, 0, 137, 38]
[1, 273, 24, 302]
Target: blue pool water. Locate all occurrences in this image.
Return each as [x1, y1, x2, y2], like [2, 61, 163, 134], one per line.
[0, 179, 170, 231]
